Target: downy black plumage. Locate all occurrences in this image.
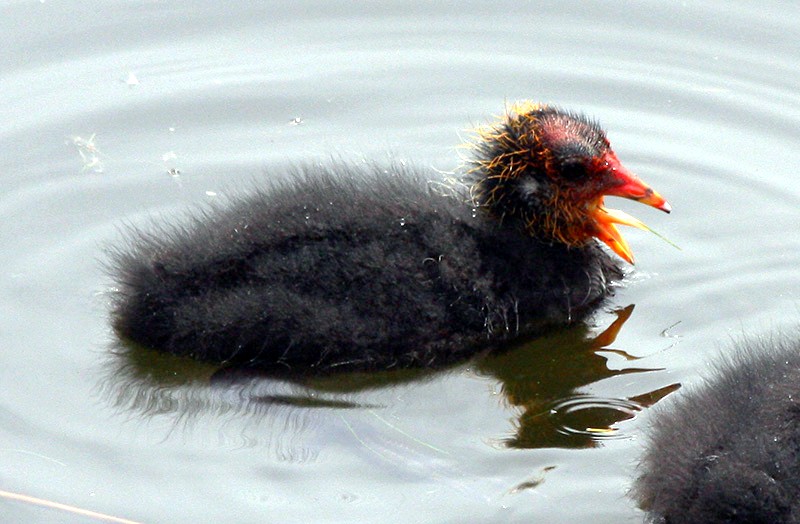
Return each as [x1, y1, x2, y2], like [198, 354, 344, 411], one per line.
[110, 103, 670, 373]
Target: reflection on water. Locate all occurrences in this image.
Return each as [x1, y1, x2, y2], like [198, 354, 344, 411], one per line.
[101, 305, 678, 452]
[478, 305, 680, 448]
[5, 1, 800, 520]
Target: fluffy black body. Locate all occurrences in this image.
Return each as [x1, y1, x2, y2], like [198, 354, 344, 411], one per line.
[636, 335, 800, 523]
[111, 164, 622, 372]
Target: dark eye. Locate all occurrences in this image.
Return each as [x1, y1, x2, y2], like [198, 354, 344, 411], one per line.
[559, 159, 587, 181]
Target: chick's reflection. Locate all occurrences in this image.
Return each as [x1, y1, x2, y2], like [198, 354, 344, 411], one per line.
[476, 305, 678, 448]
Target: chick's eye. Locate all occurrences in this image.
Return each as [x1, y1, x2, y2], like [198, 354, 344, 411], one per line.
[559, 160, 588, 181]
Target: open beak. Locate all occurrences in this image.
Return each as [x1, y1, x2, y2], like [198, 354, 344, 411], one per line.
[590, 151, 670, 264]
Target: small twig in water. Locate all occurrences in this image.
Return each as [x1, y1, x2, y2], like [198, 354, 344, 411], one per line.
[0, 489, 142, 524]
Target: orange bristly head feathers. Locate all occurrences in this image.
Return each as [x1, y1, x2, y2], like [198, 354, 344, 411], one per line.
[465, 102, 670, 264]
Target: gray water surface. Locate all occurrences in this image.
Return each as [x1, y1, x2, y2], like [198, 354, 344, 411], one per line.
[2, 1, 800, 522]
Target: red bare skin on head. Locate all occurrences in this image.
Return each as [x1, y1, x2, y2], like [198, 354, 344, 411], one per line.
[588, 151, 624, 193]
[538, 112, 608, 155]
[595, 150, 670, 210]
[466, 102, 670, 264]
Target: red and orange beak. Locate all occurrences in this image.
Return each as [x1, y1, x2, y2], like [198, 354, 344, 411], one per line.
[590, 151, 670, 264]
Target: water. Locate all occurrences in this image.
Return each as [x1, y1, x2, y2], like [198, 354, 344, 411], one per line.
[2, 1, 800, 522]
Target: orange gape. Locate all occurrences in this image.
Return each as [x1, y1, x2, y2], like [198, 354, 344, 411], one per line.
[467, 102, 670, 263]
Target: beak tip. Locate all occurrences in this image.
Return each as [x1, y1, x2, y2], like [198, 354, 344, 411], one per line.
[659, 201, 672, 214]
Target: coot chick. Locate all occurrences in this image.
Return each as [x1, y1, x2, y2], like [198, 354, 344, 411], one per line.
[635, 335, 800, 523]
[110, 102, 670, 372]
